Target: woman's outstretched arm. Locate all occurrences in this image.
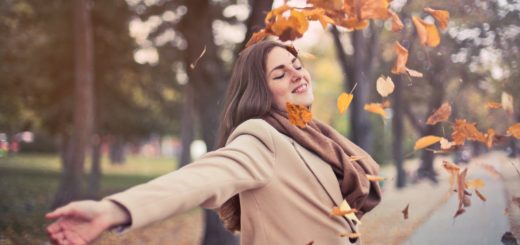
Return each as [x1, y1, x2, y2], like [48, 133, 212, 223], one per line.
[46, 200, 130, 245]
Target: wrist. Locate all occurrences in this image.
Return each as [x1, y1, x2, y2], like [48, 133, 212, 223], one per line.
[100, 200, 131, 228]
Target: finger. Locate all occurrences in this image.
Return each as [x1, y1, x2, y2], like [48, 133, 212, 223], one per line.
[51, 231, 65, 244]
[46, 205, 75, 219]
[63, 230, 88, 245]
[47, 220, 63, 234]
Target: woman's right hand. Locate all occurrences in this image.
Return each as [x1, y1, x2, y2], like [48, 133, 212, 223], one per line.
[46, 200, 130, 245]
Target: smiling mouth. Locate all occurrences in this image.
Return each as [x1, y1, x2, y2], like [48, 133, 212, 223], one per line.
[292, 83, 308, 94]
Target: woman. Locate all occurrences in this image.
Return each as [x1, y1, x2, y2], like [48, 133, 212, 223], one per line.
[46, 41, 382, 245]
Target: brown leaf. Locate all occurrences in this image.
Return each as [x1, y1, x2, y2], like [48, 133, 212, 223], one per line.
[451, 119, 486, 145]
[402, 203, 410, 220]
[457, 168, 468, 210]
[391, 41, 408, 74]
[414, 135, 442, 150]
[426, 103, 452, 125]
[424, 8, 449, 30]
[286, 102, 312, 128]
[245, 30, 268, 48]
[367, 174, 386, 182]
[412, 16, 441, 47]
[454, 208, 465, 218]
[337, 92, 354, 114]
[364, 103, 386, 118]
[475, 189, 487, 202]
[507, 123, 520, 139]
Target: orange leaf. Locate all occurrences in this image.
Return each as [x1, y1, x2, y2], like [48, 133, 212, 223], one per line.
[330, 207, 358, 216]
[508, 123, 520, 139]
[485, 128, 495, 148]
[357, 0, 391, 20]
[337, 17, 369, 30]
[475, 189, 487, 202]
[412, 16, 440, 47]
[391, 42, 408, 74]
[452, 119, 486, 145]
[414, 135, 441, 150]
[426, 103, 452, 125]
[486, 102, 503, 109]
[302, 8, 335, 30]
[245, 30, 268, 48]
[387, 9, 404, 32]
[424, 8, 449, 30]
[366, 174, 386, 182]
[376, 75, 395, 97]
[337, 92, 354, 114]
[286, 102, 312, 128]
[364, 103, 386, 118]
[308, 0, 343, 11]
[269, 9, 309, 41]
[402, 203, 410, 220]
[465, 178, 485, 189]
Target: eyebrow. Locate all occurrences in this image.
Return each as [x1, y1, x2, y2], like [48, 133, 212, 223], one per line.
[268, 57, 298, 76]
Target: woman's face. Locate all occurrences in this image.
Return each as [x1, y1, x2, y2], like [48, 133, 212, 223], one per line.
[265, 47, 314, 110]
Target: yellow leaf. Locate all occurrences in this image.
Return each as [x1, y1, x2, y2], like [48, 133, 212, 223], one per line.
[364, 103, 386, 118]
[366, 174, 386, 182]
[412, 16, 440, 47]
[376, 76, 395, 97]
[337, 92, 354, 114]
[465, 178, 485, 189]
[414, 135, 441, 150]
[424, 7, 449, 30]
[508, 123, 520, 139]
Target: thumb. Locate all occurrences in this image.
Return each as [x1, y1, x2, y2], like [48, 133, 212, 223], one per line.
[46, 204, 75, 219]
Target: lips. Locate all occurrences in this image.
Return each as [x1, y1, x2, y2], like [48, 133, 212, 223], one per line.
[292, 83, 308, 94]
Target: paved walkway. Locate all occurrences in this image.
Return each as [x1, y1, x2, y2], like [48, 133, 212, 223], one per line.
[406, 158, 510, 245]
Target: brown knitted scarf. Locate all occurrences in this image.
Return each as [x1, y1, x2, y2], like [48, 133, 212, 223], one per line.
[263, 109, 382, 217]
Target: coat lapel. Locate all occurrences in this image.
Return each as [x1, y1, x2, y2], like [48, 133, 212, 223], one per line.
[289, 141, 344, 207]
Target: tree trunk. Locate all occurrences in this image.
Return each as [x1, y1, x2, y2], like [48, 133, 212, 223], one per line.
[178, 0, 237, 244]
[109, 137, 125, 165]
[87, 136, 102, 198]
[392, 76, 406, 188]
[178, 85, 194, 168]
[53, 0, 94, 208]
[238, 0, 274, 51]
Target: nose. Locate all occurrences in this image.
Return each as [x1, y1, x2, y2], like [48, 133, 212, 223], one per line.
[289, 68, 302, 83]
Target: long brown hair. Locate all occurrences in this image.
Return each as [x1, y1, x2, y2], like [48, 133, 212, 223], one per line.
[216, 40, 298, 232]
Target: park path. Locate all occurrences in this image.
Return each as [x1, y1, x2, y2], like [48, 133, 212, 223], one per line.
[406, 153, 511, 245]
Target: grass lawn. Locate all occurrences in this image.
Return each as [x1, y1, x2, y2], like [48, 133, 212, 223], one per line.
[0, 153, 179, 244]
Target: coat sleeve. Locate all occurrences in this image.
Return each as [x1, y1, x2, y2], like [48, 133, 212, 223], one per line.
[104, 119, 276, 230]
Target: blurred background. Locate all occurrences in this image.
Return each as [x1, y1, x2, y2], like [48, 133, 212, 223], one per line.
[1, 0, 519, 244]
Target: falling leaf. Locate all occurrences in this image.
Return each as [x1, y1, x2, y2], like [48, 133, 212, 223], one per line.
[442, 160, 460, 171]
[302, 8, 335, 30]
[337, 17, 369, 30]
[190, 45, 207, 69]
[391, 42, 408, 74]
[339, 199, 361, 224]
[269, 9, 309, 41]
[475, 189, 487, 202]
[364, 103, 386, 118]
[330, 207, 358, 216]
[349, 155, 366, 161]
[465, 178, 485, 189]
[308, 0, 343, 11]
[486, 102, 502, 109]
[424, 8, 449, 30]
[337, 92, 354, 114]
[339, 232, 361, 239]
[457, 168, 469, 211]
[426, 103, 452, 125]
[452, 119, 486, 145]
[402, 203, 410, 220]
[406, 69, 424, 77]
[286, 102, 312, 128]
[387, 9, 404, 32]
[355, 0, 391, 20]
[412, 16, 441, 47]
[485, 128, 495, 148]
[245, 30, 268, 48]
[502, 92, 514, 115]
[507, 123, 520, 139]
[440, 137, 455, 150]
[366, 174, 386, 182]
[376, 76, 395, 97]
[454, 208, 465, 218]
[414, 135, 441, 150]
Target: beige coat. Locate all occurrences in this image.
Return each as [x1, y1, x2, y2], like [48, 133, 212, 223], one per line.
[106, 119, 367, 244]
